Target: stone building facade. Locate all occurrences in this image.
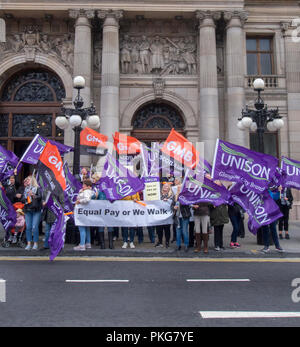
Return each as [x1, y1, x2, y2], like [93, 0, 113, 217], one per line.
[0, 0, 300, 217]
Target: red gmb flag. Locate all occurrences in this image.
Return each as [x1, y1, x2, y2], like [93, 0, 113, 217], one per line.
[37, 141, 66, 195]
[113, 132, 141, 155]
[161, 128, 199, 169]
[80, 127, 108, 156]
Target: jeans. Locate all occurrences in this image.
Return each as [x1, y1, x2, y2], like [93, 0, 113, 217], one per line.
[44, 222, 52, 248]
[147, 226, 156, 243]
[78, 226, 91, 246]
[176, 217, 189, 247]
[25, 211, 41, 243]
[263, 222, 280, 248]
[229, 213, 242, 243]
[98, 227, 114, 233]
[121, 227, 135, 243]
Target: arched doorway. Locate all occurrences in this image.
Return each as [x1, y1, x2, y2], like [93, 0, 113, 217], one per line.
[0, 68, 66, 178]
[131, 102, 185, 146]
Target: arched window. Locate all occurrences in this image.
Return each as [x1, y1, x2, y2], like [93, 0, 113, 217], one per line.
[0, 68, 66, 156]
[131, 102, 185, 144]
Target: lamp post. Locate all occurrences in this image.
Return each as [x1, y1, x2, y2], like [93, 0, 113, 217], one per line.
[237, 78, 284, 245]
[55, 76, 100, 177]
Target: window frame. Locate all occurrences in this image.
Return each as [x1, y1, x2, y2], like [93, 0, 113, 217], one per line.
[246, 35, 275, 76]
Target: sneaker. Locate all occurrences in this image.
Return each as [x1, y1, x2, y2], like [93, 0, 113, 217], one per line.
[85, 243, 92, 249]
[261, 247, 270, 253]
[122, 242, 128, 249]
[130, 242, 135, 249]
[215, 246, 221, 251]
[230, 242, 236, 249]
[73, 245, 86, 251]
[32, 244, 39, 250]
[25, 244, 31, 251]
[276, 247, 284, 253]
[155, 242, 163, 248]
[234, 242, 241, 248]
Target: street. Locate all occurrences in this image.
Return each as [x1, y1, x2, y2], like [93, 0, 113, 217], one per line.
[1, 258, 300, 328]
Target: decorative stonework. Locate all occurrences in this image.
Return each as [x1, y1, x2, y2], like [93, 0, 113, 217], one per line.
[152, 77, 165, 99]
[119, 19, 197, 76]
[0, 25, 74, 72]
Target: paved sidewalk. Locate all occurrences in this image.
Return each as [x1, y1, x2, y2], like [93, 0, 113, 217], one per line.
[0, 220, 300, 258]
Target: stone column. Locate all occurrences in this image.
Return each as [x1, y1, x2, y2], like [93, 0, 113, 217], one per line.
[196, 10, 221, 162]
[68, 9, 94, 169]
[98, 10, 123, 141]
[281, 21, 300, 220]
[224, 10, 248, 147]
[69, 9, 95, 105]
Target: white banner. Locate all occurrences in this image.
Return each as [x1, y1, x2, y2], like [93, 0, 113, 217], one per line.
[74, 200, 173, 227]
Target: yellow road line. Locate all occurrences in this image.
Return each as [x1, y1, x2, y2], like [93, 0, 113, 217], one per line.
[1, 256, 300, 263]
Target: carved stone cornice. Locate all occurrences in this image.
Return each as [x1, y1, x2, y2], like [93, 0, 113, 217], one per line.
[224, 10, 248, 28]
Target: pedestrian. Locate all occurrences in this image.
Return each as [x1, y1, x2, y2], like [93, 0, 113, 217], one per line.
[174, 188, 191, 252]
[121, 192, 141, 249]
[3, 175, 19, 204]
[278, 186, 293, 240]
[228, 202, 242, 248]
[22, 176, 43, 250]
[210, 202, 229, 251]
[73, 179, 94, 251]
[171, 177, 182, 243]
[93, 184, 115, 249]
[155, 183, 175, 248]
[192, 202, 210, 253]
[261, 188, 284, 253]
[11, 208, 25, 244]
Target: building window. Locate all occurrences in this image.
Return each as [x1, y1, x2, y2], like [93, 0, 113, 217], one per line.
[246, 37, 274, 75]
[250, 132, 278, 158]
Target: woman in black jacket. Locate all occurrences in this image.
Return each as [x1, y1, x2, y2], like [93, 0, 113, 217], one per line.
[21, 176, 43, 250]
[174, 187, 191, 252]
[278, 186, 293, 239]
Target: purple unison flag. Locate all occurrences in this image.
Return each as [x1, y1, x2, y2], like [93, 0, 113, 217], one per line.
[98, 153, 145, 201]
[46, 194, 66, 261]
[0, 187, 16, 231]
[281, 156, 300, 190]
[0, 145, 19, 182]
[212, 139, 278, 194]
[63, 163, 82, 217]
[229, 182, 282, 235]
[178, 174, 231, 207]
[19, 134, 73, 165]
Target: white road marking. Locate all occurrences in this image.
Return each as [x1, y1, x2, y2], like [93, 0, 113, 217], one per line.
[200, 311, 300, 319]
[0, 279, 6, 302]
[187, 279, 250, 282]
[65, 280, 129, 283]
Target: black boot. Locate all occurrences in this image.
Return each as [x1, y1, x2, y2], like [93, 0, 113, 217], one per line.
[99, 232, 105, 249]
[108, 231, 114, 249]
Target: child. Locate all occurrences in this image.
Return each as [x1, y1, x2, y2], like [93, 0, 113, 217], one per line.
[13, 208, 26, 243]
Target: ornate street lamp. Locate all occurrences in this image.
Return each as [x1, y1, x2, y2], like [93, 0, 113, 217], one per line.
[55, 76, 100, 177]
[237, 78, 284, 153]
[237, 78, 284, 245]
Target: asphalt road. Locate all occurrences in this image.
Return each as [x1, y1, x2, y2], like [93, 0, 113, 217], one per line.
[1, 258, 300, 328]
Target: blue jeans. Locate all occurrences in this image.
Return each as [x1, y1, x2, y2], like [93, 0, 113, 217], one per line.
[121, 227, 135, 243]
[229, 214, 242, 243]
[176, 217, 190, 247]
[263, 221, 280, 248]
[44, 222, 52, 248]
[147, 226, 156, 243]
[25, 211, 41, 243]
[98, 227, 114, 233]
[78, 226, 91, 246]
